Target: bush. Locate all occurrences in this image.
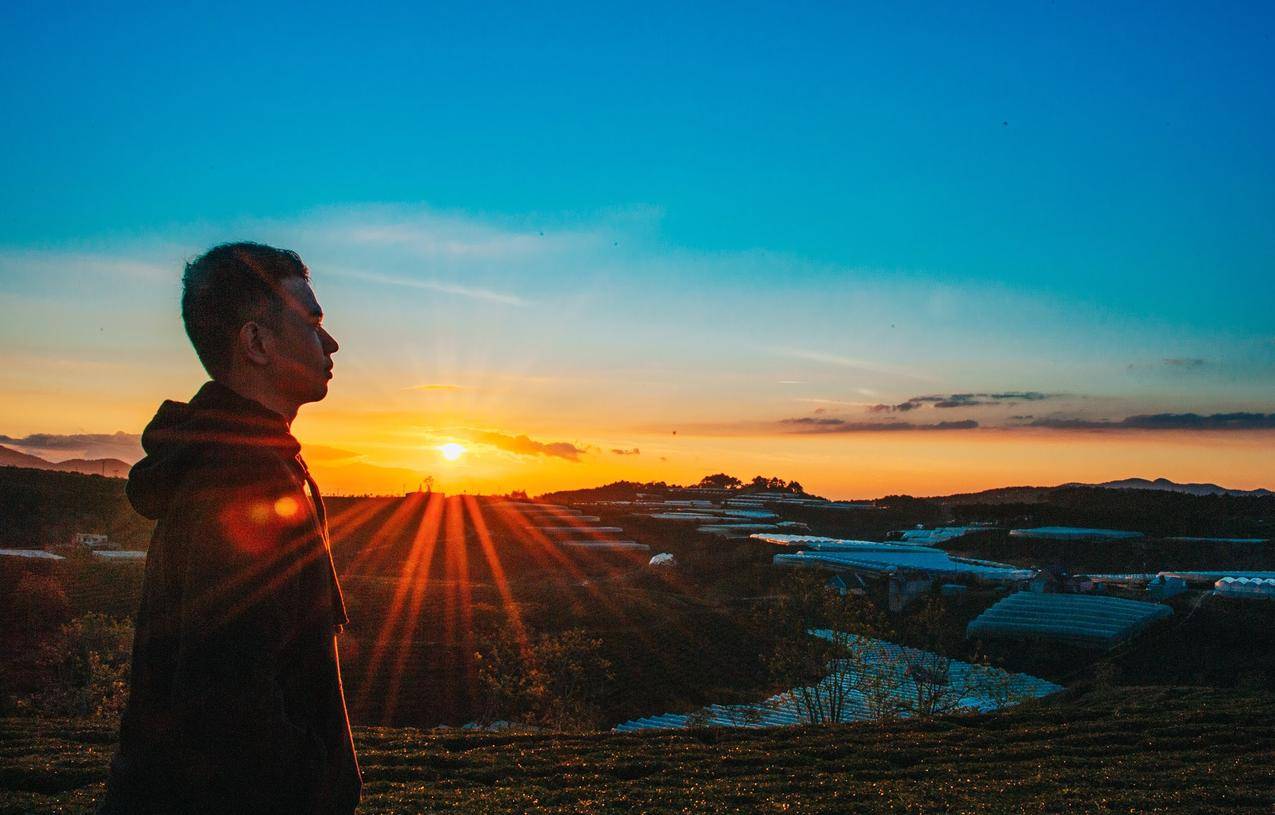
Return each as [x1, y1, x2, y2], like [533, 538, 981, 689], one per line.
[475, 627, 614, 731]
[18, 612, 133, 719]
[11, 572, 71, 632]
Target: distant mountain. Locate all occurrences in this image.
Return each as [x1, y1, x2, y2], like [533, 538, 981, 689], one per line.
[0, 445, 54, 470]
[1066, 477, 1273, 499]
[0, 444, 130, 478]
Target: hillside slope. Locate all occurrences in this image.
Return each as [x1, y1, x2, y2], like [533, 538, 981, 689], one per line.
[2, 687, 1270, 813]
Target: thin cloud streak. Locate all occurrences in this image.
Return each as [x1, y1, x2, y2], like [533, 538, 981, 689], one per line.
[332, 267, 528, 306]
[775, 348, 936, 382]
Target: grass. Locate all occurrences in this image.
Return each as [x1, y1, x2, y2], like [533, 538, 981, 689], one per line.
[2, 686, 1271, 813]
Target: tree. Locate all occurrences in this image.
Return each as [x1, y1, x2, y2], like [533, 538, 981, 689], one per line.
[696, 473, 742, 490]
[745, 476, 803, 494]
[20, 613, 133, 719]
[475, 627, 614, 731]
[761, 572, 889, 724]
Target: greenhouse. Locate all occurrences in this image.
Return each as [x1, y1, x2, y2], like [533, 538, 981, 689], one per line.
[0, 548, 63, 560]
[897, 526, 988, 544]
[1009, 526, 1143, 541]
[558, 540, 649, 551]
[966, 592, 1172, 649]
[754, 533, 920, 550]
[771, 547, 1034, 583]
[614, 633, 1061, 731]
[1214, 576, 1275, 600]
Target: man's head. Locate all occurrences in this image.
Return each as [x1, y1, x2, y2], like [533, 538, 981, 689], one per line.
[182, 242, 338, 417]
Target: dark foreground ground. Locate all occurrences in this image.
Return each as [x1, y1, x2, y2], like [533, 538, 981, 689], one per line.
[2, 686, 1271, 814]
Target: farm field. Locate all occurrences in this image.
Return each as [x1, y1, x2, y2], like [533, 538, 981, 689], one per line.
[1, 686, 1271, 814]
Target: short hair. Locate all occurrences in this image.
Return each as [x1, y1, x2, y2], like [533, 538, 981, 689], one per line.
[181, 242, 310, 379]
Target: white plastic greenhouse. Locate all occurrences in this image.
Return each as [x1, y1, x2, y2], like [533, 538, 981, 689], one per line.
[614, 633, 1061, 732]
[1214, 576, 1275, 600]
[966, 592, 1171, 649]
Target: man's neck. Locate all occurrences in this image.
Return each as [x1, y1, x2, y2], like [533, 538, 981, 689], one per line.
[215, 375, 299, 425]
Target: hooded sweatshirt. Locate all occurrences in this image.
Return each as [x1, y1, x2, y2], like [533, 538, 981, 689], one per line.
[98, 381, 361, 815]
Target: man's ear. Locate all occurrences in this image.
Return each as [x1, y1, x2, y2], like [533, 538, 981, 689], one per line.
[238, 321, 271, 366]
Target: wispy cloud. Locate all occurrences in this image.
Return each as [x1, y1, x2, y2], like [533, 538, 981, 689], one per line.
[299, 444, 363, 461]
[0, 251, 171, 283]
[611, 447, 641, 455]
[870, 391, 1056, 412]
[332, 267, 528, 306]
[775, 348, 935, 382]
[1162, 357, 1208, 368]
[470, 430, 587, 461]
[403, 383, 466, 392]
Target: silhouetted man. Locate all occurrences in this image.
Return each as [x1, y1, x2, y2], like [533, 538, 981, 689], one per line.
[99, 243, 361, 814]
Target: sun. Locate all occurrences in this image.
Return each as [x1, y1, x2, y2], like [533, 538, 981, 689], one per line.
[438, 442, 466, 462]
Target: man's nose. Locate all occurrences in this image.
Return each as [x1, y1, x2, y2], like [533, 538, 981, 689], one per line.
[322, 328, 339, 355]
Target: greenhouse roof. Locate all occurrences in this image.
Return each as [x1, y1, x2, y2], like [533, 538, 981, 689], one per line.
[1009, 527, 1143, 540]
[966, 592, 1171, 649]
[92, 550, 146, 560]
[772, 547, 1034, 582]
[558, 540, 649, 551]
[753, 533, 918, 550]
[898, 527, 989, 544]
[0, 548, 63, 560]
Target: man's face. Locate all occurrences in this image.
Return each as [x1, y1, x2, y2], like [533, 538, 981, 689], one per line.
[269, 277, 339, 406]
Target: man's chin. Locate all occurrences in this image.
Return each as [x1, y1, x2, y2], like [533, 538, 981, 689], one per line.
[299, 382, 330, 405]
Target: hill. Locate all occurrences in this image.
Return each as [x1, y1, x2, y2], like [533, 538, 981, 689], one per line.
[1067, 477, 1273, 498]
[0, 467, 152, 549]
[0, 445, 130, 479]
[1, 686, 1270, 813]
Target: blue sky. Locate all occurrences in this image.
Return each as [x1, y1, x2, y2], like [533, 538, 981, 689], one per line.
[1, 2, 1272, 494]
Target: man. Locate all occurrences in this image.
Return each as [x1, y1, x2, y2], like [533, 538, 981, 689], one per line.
[99, 242, 361, 814]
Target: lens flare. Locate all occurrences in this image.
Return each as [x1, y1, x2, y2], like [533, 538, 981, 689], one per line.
[439, 442, 466, 461]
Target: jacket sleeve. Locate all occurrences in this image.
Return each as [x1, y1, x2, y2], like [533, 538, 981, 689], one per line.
[169, 462, 323, 814]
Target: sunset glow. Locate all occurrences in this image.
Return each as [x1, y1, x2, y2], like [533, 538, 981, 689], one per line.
[439, 443, 466, 462]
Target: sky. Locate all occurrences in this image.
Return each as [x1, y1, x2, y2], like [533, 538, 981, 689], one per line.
[1, 2, 1272, 497]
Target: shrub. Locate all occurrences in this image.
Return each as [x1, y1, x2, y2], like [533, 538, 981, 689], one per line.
[19, 613, 133, 719]
[475, 627, 614, 731]
[11, 572, 71, 632]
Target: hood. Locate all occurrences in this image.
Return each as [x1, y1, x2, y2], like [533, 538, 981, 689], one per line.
[127, 381, 300, 520]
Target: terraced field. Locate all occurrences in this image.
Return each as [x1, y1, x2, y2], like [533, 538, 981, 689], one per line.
[3, 687, 1271, 813]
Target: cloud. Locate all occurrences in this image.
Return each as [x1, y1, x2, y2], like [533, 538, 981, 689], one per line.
[780, 418, 979, 433]
[299, 444, 363, 461]
[471, 430, 586, 461]
[1024, 412, 1275, 431]
[611, 447, 641, 455]
[404, 383, 465, 392]
[870, 391, 1054, 412]
[1162, 358, 1207, 368]
[0, 431, 142, 461]
[332, 267, 528, 306]
[774, 348, 935, 382]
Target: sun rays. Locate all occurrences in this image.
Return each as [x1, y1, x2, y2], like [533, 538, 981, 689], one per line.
[323, 489, 703, 725]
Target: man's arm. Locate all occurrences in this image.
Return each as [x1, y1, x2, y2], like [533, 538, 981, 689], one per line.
[170, 464, 323, 813]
